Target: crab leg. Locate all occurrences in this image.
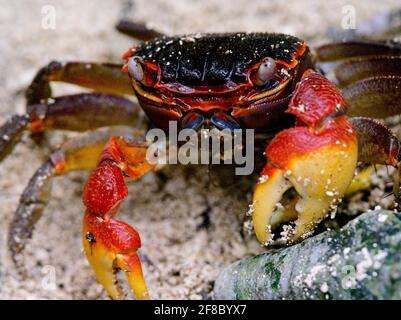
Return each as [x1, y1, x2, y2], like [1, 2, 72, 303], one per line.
[348, 117, 401, 200]
[116, 20, 164, 41]
[0, 93, 140, 162]
[333, 56, 401, 88]
[252, 70, 358, 245]
[349, 117, 401, 166]
[314, 39, 401, 62]
[342, 76, 401, 118]
[26, 61, 132, 105]
[0, 115, 30, 162]
[83, 136, 158, 299]
[7, 127, 138, 270]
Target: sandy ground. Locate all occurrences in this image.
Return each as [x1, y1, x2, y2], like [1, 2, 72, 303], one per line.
[0, 0, 400, 300]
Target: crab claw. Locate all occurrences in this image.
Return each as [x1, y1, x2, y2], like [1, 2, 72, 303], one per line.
[252, 70, 358, 245]
[82, 158, 151, 299]
[83, 213, 149, 300]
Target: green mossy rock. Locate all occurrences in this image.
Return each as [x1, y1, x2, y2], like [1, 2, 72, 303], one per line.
[214, 210, 401, 299]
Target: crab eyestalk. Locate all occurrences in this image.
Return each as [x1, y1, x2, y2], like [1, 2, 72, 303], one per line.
[252, 70, 358, 245]
[83, 137, 155, 299]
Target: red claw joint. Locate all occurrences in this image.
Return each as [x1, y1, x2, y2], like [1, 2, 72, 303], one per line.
[83, 137, 155, 299]
[252, 70, 358, 245]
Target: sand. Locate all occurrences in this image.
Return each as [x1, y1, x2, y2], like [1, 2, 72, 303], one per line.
[0, 0, 400, 299]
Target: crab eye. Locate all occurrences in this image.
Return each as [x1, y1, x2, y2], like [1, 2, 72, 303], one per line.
[127, 56, 144, 82]
[254, 57, 276, 86]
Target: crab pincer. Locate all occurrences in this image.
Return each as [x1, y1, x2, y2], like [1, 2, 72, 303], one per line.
[83, 136, 155, 299]
[252, 70, 358, 245]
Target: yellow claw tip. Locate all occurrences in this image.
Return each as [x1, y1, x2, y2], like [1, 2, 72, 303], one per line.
[82, 230, 150, 300]
[253, 142, 358, 245]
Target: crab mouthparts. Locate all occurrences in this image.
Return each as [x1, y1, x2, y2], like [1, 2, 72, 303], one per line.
[180, 110, 240, 131]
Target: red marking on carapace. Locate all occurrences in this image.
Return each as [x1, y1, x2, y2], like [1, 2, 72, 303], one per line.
[128, 43, 307, 105]
[287, 69, 348, 128]
[84, 213, 141, 253]
[83, 160, 128, 218]
[122, 47, 136, 60]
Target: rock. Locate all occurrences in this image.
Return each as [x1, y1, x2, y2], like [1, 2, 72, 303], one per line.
[214, 210, 401, 299]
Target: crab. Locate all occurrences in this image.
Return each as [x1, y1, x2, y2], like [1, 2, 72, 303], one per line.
[1, 14, 401, 299]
